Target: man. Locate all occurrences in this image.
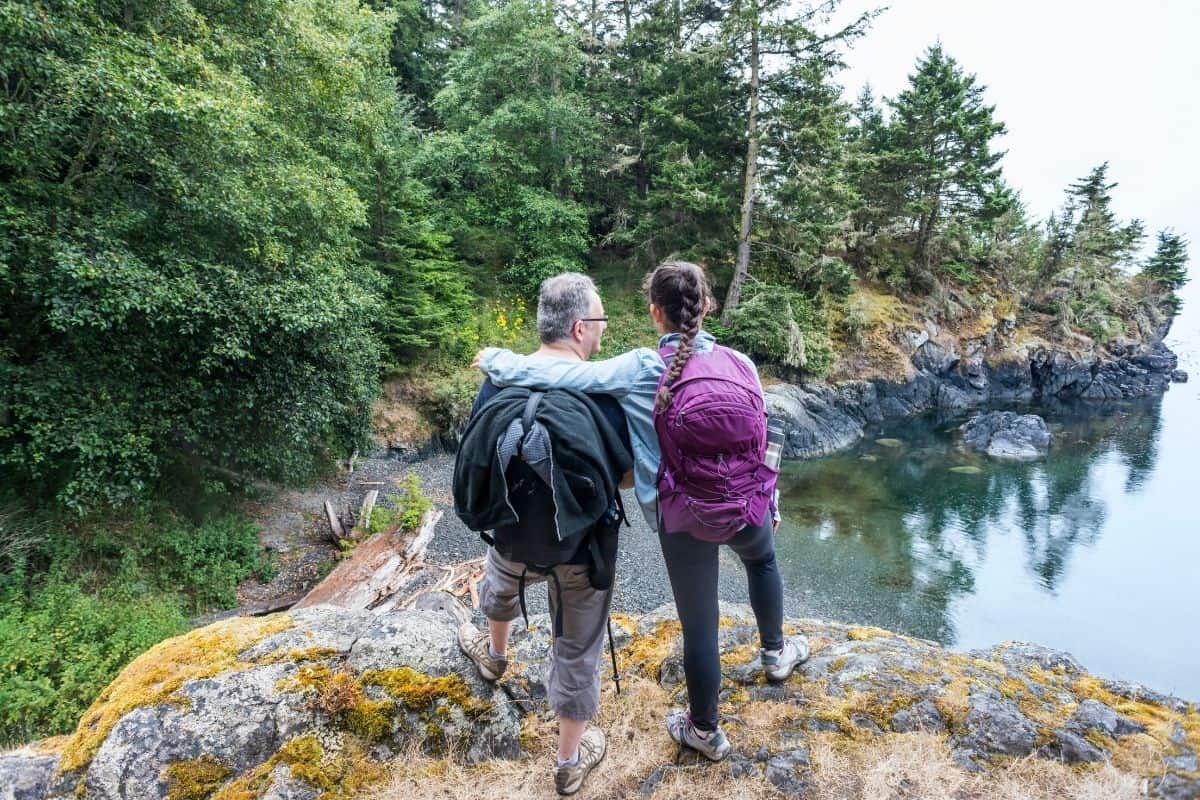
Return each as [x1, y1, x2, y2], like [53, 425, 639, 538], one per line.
[456, 272, 632, 796]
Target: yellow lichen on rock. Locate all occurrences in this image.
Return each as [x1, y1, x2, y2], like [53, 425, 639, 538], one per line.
[164, 755, 233, 800]
[620, 620, 682, 678]
[718, 643, 759, 671]
[1070, 675, 1200, 778]
[846, 626, 891, 642]
[58, 614, 295, 775]
[362, 667, 490, 717]
[211, 734, 388, 800]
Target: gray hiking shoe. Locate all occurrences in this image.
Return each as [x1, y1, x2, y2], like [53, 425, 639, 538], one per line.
[457, 622, 507, 681]
[666, 710, 731, 762]
[762, 636, 810, 682]
[554, 726, 606, 796]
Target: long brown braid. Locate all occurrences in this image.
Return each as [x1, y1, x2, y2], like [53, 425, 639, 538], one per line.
[646, 261, 713, 413]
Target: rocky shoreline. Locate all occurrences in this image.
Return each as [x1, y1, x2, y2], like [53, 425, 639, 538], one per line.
[765, 326, 1185, 460]
[2, 599, 1197, 800]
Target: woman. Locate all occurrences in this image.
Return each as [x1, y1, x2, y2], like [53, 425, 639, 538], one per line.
[476, 261, 808, 761]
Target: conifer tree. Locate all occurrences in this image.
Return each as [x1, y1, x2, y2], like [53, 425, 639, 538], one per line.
[1143, 230, 1190, 312]
[880, 45, 1007, 272]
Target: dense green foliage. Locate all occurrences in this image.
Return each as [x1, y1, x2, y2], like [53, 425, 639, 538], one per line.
[0, 574, 188, 745]
[2, 0, 1189, 508]
[0, 0, 398, 512]
[0, 496, 267, 743]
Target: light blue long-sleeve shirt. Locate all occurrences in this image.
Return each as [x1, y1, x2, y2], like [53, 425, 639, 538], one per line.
[479, 330, 762, 529]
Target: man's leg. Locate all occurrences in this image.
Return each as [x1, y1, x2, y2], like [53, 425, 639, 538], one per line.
[489, 619, 513, 659]
[557, 717, 587, 764]
[462, 548, 540, 681]
[546, 564, 612, 795]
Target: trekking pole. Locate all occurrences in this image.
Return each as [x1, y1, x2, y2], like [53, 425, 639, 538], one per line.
[607, 616, 621, 695]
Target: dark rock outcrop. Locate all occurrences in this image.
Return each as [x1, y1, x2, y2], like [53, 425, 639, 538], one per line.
[960, 411, 1052, 460]
[766, 333, 1179, 460]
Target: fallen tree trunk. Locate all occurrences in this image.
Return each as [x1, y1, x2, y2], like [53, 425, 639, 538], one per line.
[294, 508, 443, 612]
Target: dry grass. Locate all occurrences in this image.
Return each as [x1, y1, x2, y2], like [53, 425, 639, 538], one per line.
[807, 732, 1145, 800]
[372, 676, 680, 800]
[371, 379, 434, 448]
[361, 671, 1163, 800]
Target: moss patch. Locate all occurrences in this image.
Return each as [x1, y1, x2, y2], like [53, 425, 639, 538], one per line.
[362, 667, 489, 717]
[211, 734, 388, 800]
[164, 755, 233, 800]
[846, 626, 891, 642]
[58, 614, 294, 775]
[620, 620, 682, 678]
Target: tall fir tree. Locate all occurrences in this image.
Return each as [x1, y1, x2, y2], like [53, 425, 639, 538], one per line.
[719, 0, 874, 320]
[879, 45, 1007, 277]
[1142, 230, 1189, 313]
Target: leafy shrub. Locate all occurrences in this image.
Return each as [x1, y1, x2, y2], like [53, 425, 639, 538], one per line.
[0, 575, 188, 744]
[0, 1, 391, 512]
[725, 284, 834, 377]
[421, 373, 483, 434]
[0, 497, 270, 743]
[367, 475, 433, 534]
[134, 514, 265, 612]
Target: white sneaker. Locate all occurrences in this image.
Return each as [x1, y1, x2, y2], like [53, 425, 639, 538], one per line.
[762, 636, 809, 682]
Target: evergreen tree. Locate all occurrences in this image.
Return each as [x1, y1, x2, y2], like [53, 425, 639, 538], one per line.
[424, 0, 600, 294]
[720, 0, 875, 320]
[759, 56, 859, 297]
[880, 45, 1007, 273]
[1065, 163, 1144, 267]
[1143, 230, 1189, 311]
[594, 0, 745, 266]
[1038, 165, 1146, 341]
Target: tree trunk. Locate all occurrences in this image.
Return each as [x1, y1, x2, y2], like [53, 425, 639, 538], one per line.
[723, 11, 760, 324]
[916, 195, 940, 266]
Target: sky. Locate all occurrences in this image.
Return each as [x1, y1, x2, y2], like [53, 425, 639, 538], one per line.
[829, 0, 1200, 343]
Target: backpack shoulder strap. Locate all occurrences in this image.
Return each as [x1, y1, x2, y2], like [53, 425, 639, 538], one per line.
[521, 390, 544, 433]
[665, 347, 763, 397]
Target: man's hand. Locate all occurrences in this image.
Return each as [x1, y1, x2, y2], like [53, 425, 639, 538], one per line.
[773, 517, 781, 534]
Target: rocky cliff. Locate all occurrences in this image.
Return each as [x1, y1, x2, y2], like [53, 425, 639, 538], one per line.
[3, 598, 1197, 800]
[766, 310, 1185, 459]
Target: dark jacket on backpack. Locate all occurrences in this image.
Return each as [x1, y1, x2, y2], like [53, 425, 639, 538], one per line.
[453, 386, 633, 542]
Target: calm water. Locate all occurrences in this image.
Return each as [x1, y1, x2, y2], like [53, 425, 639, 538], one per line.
[773, 319, 1200, 700]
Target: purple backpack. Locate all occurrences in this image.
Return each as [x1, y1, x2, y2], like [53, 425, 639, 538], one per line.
[653, 343, 778, 541]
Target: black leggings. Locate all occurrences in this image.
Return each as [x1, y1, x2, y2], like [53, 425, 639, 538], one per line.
[658, 517, 784, 731]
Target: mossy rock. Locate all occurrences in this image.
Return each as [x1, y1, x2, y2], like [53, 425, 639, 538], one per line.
[22, 604, 522, 800]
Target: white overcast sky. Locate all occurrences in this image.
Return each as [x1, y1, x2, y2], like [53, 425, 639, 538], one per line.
[829, 0, 1200, 342]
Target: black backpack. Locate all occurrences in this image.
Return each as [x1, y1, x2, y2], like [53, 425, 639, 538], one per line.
[476, 392, 627, 626]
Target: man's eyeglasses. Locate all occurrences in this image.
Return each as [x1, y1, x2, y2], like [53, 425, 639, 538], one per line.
[579, 317, 609, 323]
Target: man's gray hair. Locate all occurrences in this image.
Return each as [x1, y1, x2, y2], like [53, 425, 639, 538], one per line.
[537, 272, 598, 344]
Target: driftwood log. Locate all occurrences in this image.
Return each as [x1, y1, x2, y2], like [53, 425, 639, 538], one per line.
[294, 508, 480, 614]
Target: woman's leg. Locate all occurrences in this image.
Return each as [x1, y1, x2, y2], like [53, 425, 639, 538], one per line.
[657, 528, 722, 731]
[726, 518, 785, 652]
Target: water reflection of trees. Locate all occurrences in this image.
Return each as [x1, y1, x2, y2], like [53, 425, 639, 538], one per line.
[775, 398, 1164, 643]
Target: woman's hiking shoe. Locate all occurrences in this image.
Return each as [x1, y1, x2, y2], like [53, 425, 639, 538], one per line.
[665, 711, 731, 762]
[457, 622, 507, 681]
[554, 726, 606, 796]
[762, 636, 810, 682]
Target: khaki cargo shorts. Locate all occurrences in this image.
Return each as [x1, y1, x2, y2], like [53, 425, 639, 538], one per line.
[477, 547, 613, 721]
